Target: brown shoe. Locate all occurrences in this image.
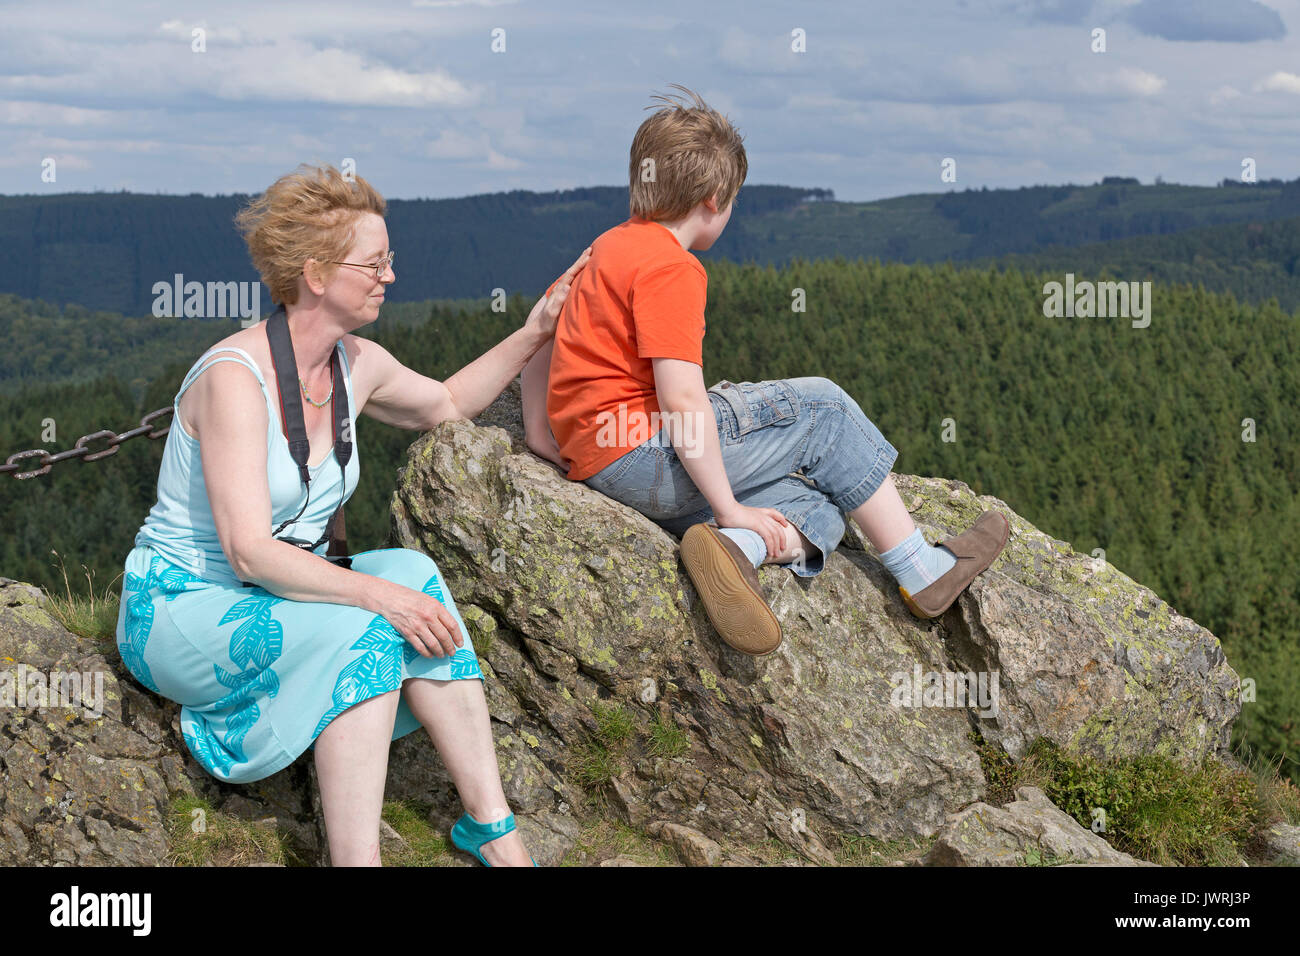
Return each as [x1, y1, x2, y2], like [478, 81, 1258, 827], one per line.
[679, 523, 783, 655]
[898, 510, 1011, 619]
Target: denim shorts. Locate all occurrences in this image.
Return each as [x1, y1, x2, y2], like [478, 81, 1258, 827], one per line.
[582, 377, 898, 577]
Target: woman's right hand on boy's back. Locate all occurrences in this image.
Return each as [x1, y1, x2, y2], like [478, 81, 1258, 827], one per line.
[525, 246, 592, 339]
[714, 502, 790, 561]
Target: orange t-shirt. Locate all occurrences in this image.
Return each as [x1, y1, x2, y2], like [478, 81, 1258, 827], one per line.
[545, 216, 707, 481]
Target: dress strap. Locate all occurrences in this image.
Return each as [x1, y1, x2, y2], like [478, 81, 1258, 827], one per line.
[174, 347, 270, 405]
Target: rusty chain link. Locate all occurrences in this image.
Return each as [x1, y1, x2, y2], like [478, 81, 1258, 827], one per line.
[2, 402, 350, 554]
[1, 408, 174, 480]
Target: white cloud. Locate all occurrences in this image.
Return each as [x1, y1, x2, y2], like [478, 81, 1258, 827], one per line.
[425, 128, 524, 169]
[1209, 85, 1243, 104]
[0, 100, 116, 126]
[210, 42, 475, 107]
[0, 33, 475, 109]
[426, 128, 487, 160]
[1080, 67, 1167, 97]
[157, 20, 248, 43]
[411, 0, 519, 7]
[1253, 70, 1300, 93]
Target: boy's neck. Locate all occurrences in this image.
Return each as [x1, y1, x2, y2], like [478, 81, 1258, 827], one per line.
[642, 195, 727, 252]
[644, 215, 698, 250]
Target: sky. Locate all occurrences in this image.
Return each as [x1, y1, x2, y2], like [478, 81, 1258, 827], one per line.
[3, 0, 1300, 201]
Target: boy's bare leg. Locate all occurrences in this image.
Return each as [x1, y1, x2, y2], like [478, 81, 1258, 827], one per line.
[758, 474, 916, 567]
[847, 473, 915, 554]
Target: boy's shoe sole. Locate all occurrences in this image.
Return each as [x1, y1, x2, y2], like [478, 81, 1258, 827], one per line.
[679, 523, 783, 656]
[899, 510, 1011, 619]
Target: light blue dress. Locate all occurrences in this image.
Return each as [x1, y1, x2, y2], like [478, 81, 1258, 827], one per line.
[114, 342, 482, 785]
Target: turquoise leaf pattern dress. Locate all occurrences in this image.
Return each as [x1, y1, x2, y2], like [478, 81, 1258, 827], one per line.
[118, 543, 485, 785]
[114, 343, 484, 785]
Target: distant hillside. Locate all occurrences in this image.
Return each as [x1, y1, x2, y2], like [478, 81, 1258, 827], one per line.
[980, 214, 1300, 311]
[0, 186, 826, 317]
[7, 177, 1300, 316]
[0, 292, 460, 399]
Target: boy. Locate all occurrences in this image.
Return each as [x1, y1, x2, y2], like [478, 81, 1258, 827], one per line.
[521, 86, 1009, 655]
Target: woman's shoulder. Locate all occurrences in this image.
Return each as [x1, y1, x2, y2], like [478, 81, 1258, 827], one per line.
[199, 327, 270, 372]
[193, 327, 368, 400]
[175, 330, 273, 436]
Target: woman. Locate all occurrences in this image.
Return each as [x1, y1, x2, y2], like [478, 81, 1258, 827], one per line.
[114, 163, 589, 867]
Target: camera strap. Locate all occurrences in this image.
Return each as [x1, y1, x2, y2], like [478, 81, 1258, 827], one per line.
[264, 303, 352, 553]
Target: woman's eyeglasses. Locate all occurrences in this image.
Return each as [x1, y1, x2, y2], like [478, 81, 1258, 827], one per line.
[327, 250, 395, 281]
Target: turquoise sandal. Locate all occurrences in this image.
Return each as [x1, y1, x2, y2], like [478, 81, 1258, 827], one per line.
[450, 811, 537, 866]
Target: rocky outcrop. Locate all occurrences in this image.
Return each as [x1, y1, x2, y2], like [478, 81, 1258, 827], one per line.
[0, 385, 1244, 865]
[1258, 822, 1300, 865]
[382, 385, 1241, 863]
[921, 786, 1158, 866]
[0, 578, 329, 866]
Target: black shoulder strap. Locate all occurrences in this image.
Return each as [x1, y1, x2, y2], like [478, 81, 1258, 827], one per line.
[264, 304, 352, 548]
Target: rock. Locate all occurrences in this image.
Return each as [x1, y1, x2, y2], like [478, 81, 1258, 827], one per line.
[646, 820, 724, 866]
[380, 382, 1240, 863]
[922, 786, 1158, 866]
[599, 855, 644, 866]
[0, 383, 1246, 866]
[0, 577, 321, 866]
[0, 578, 196, 865]
[373, 818, 409, 861]
[1258, 822, 1300, 865]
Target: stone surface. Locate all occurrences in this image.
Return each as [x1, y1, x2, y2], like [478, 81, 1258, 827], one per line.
[0, 383, 1246, 866]
[379, 385, 1240, 863]
[922, 786, 1159, 866]
[0, 576, 321, 866]
[646, 820, 724, 866]
[1258, 822, 1300, 865]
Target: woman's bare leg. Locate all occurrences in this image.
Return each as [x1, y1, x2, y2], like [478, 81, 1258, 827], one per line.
[312, 688, 401, 866]
[401, 676, 533, 866]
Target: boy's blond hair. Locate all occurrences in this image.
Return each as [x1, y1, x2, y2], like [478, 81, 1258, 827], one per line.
[235, 163, 387, 305]
[628, 84, 747, 222]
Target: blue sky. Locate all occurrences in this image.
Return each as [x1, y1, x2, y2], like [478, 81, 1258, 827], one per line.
[3, 0, 1300, 200]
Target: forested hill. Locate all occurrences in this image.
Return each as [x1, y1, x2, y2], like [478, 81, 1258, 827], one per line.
[0, 185, 826, 316]
[984, 214, 1300, 311]
[3, 257, 1296, 781]
[7, 176, 1300, 316]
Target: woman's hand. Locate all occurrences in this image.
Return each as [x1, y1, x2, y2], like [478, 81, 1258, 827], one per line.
[713, 503, 791, 562]
[371, 577, 464, 658]
[525, 246, 592, 339]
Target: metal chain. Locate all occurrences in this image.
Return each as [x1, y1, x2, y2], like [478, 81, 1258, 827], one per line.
[2, 402, 350, 555]
[1, 408, 174, 480]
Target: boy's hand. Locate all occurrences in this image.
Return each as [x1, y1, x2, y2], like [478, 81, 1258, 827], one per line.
[526, 424, 570, 472]
[525, 246, 592, 339]
[713, 502, 791, 561]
